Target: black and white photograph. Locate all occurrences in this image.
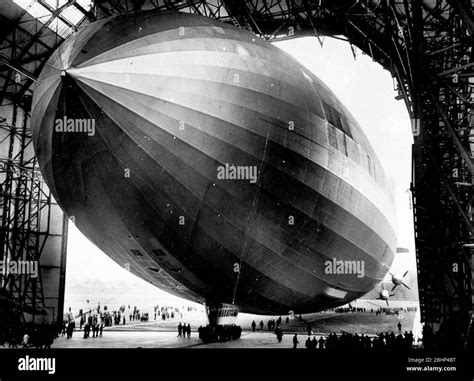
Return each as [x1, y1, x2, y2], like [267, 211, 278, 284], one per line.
[0, 0, 472, 379]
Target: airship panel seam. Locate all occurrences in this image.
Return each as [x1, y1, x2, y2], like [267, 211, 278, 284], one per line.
[68, 70, 396, 237]
[62, 105, 392, 292]
[66, 58, 392, 211]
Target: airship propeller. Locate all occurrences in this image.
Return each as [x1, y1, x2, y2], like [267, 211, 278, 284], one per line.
[377, 284, 396, 307]
[389, 270, 410, 292]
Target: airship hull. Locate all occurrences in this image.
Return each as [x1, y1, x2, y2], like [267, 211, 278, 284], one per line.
[32, 10, 397, 315]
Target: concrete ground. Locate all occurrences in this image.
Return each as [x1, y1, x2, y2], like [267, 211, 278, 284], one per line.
[52, 330, 305, 349]
[51, 309, 416, 348]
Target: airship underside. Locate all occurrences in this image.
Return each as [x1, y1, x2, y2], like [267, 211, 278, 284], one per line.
[32, 10, 397, 315]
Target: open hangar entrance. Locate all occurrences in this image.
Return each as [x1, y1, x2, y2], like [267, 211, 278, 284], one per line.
[0, 0, 472, 348]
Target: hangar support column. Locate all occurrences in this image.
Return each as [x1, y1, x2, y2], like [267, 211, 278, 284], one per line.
[0, 101, 68, 329]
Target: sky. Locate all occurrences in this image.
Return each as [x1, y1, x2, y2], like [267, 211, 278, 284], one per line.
[64, 36, 416, 305]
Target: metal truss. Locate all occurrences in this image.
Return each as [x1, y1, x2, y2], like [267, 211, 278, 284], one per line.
[0, 0, 94, 110]
[0, 0, 95, 323]
[407, 2, 473, 345]
[0, 103, 52, 321]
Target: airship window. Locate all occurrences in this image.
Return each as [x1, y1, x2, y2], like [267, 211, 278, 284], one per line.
[322, 102, 352, 138]
[131, 249, 143, 257]
[218, 306, 238, 317]
[327, 126, 338, 150]
[366, 155, 373, 177]
[152, 249, 166, 258]
[335, 129, 347, 156]
[346, 137, 360, 164]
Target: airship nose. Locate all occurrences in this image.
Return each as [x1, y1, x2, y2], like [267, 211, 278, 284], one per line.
[64, 68, 79, 78]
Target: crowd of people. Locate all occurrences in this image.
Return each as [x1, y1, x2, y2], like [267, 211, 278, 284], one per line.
[334, 307, 367, 313]
[333, 306, 418, 314]
[76, 307, 125, 328]
[267, 318, 280, 330]
[66, 303, 198, 330]
[129, 306, 146, 322]
[301, 331, 416, 350]
[57, 303, 196, 341]
[177, 322, 192, 337]
[81, 315, 104, 339]
[248, 317, 423, 351]
[251, 316, 294, 332]
[155, 305, 179, 321]
[60, 314, 101, 340]
[197, 325, 242, 341]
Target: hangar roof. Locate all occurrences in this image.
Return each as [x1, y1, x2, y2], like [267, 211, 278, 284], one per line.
[0, 0, 94, 109]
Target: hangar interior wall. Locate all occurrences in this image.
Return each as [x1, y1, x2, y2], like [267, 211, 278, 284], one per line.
[0, 101, 67, 326]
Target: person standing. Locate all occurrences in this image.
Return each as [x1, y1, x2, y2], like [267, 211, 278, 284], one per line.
[186, 323, 191, 338]
[178, 322, 182, 337]
[318, 336, 325, 349]
[22, 333, 30, 348]
[259, 320, 264, 330]
[251, 320, 256, 332]
[68, 320, 75, 339]
[293, 334, 299, 349]
[66, 322, 71, 339]
[275, 327, 283, 343]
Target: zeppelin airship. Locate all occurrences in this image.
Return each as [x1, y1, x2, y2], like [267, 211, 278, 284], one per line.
[31, 10, 397, 321]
